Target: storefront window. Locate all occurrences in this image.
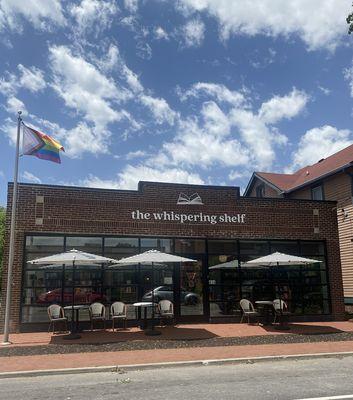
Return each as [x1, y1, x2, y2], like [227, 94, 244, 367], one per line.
[140, 238, 173, 253]
[175, 239, 205, 254]
[21, 236, 331, 324]
[66, 236, 103, 254]
[104, 237, 139, 257]
[270, 241, 299, 255]
[208, 240, 237, 255]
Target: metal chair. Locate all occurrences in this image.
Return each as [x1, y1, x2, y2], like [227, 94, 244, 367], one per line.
[239, 299, 260, 324]
[89, 302, 106, 331]
[158, 300, 175, 325]
[111, 302, 127, 330]
[273, 299, 291, 324]
[47, 304, 68, 333]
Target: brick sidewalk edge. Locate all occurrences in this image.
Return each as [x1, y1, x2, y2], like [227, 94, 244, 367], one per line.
[1, 351, 353, 379]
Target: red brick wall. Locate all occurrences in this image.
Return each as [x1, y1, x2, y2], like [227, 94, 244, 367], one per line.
[0, 181, 345, 331]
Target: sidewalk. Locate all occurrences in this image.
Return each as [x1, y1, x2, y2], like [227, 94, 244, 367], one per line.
[1, 321, 353, 374]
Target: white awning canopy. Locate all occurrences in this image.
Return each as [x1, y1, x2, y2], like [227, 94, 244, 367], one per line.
[242, 252, 321, 267]
[28, 249, 118, 265]
[113, 249, 196, 265]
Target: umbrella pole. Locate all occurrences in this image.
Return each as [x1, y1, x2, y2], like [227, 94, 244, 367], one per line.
[64, 259, 81, 339]
[275, 261, 290, 331]
[145, 261, 161, 336]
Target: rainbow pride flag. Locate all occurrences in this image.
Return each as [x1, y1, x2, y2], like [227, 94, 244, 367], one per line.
[22, 123, 64, 164]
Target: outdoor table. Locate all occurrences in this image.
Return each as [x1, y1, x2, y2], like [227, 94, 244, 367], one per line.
[63, 305, 89, 333]
[255, 301, 274, 325]
[133, 302, 157, 330]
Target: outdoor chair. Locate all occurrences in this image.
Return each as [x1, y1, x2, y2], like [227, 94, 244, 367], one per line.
[272, 299, 291, 324]
[111, 301, 128, 330]
[89, 302, 106, 331]
[239, 299, 261, 324]
[47, 304, 68, 333]
[158, 300, 175, 325]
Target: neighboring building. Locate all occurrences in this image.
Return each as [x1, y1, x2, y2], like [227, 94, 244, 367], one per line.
[0, 181, 345, 332]
[244, 144, 353, 303]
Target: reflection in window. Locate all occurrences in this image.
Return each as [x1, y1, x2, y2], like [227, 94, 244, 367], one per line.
[270, 241, 299, 255]
[66, 236, 103, 254]
[208, 240, 237, 255]
[25, 236, 64, 253]
[140, 238, 173, 253]
[104, 237, 139, 256]
[175, 239, 205, 254]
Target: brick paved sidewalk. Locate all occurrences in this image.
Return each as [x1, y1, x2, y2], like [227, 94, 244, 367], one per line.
[4, 321, 353, 347]
[1, 321, 353, 374]
[1, 340, 353, 373]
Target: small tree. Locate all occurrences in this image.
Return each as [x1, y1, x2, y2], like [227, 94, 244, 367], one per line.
[348, 4, 353, 34]
[0, 207, 6, 290]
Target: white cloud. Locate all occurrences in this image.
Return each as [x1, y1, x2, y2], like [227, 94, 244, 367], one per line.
[178, 0, 350, 51]
[0, 117, 18, 145]
[181, 18, 205, 47]
[0, 170, 4, 179]
[18, 64, 46, 93]
[69, 0, 118, 35]
[258, 89, 309, 124]
[126, 150, 147, 160]
[22, 171, 42, 184]
[49, 45, 130, 131]
[154, 26, 169, 40]
[0, 0, 65, 32]
[80, 165, 204, 190]
[318, 85, 331, 96]
[124, 0, 139, 13]
[140, 95, 177, 125]
[6, 96, 26, 114]
[180, 82, 246, 107]
[155, 83, 309, 171]
[64, 122, 110, 158]
[288, 125, 353, 171]
[344, 62, 353, 98]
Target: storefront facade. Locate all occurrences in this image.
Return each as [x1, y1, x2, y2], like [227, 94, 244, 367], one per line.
[0, 181, 346, 332]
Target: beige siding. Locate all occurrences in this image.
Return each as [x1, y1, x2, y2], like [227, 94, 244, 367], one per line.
[337, 204, 353, 298]
[255, 170, 353, 299]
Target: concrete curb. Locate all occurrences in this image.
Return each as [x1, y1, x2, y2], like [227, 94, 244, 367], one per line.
[1, 351, 353, 379]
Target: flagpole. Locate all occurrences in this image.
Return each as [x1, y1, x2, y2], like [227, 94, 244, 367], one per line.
[2, 111, 22, 345]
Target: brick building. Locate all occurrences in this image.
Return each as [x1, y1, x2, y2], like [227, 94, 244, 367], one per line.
[0, 181, 345, 332]
[244, 144, 353, 303]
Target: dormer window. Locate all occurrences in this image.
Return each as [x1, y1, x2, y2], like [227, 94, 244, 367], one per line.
[311, 185, 324, 200]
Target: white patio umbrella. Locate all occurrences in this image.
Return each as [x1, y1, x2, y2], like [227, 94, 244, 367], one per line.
[29, 249, 119, 339]
[113, 249, 196, 335]
[242, 252, 321, 329]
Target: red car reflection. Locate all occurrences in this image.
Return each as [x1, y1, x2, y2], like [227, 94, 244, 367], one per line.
[38, 288, 105, 304]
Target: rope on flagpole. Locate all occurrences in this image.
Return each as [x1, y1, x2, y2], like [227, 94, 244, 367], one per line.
[2, 111, 22, 345]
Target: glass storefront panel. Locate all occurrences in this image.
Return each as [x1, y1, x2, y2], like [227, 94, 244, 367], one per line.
[25, 236, 64, 253]
[270, 241, 299, 255]
[175, 239, 205, 254]
[21, 236, 331, 324]
[208, 240, 237, 255]
[239, 241, 269, 261]
[140, 238, 173, 253]
[300, 241, 325, 256]
[66, 236, 103, 254]
[104, 237, 139, 257]
[180, 258, 204, 316]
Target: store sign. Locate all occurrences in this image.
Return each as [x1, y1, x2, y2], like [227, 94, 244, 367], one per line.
[131, 210, 246, 225]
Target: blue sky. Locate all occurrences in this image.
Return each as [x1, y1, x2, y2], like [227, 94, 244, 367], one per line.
[1, 0, 353, 205]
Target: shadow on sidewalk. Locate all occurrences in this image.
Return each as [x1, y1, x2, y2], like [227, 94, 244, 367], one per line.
[49, 326, 219, 345]
[261, 323, 343, 335]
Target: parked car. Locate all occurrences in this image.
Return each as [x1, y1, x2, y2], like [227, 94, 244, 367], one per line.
[142, 286, 199, 305]
[37, 288, 105, 304]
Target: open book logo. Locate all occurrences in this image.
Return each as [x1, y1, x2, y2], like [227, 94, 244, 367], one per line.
[177, 193, 203, 205]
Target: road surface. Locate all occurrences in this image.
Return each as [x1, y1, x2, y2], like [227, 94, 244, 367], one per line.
[2, 356, 353, 399]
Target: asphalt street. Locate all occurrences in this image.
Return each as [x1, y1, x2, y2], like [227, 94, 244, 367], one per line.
[2, 356, 353, 400]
